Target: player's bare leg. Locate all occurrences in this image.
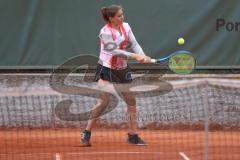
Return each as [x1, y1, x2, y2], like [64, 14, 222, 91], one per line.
[80, 79, 113, 147]
[122, 92, 147, 145]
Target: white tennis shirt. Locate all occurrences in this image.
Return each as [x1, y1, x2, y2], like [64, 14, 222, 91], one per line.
[99, 22, 145, 70]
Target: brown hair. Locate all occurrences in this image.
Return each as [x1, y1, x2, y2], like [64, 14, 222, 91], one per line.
[101, 5, 123, 22]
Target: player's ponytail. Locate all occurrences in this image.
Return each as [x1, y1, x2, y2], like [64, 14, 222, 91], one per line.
[101, 7, 109, 22]
[101, 5, 123, 22]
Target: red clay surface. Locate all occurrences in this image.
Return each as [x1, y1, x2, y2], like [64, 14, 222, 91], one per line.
[0, 128, 239, 160]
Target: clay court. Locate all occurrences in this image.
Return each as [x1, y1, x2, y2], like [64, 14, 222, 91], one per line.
[0, 128, 239, 160]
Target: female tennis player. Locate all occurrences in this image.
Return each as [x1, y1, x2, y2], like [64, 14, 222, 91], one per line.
[80, 5, 152, 146]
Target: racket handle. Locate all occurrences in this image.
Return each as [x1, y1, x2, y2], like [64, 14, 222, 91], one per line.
[150, 59, 157, 63]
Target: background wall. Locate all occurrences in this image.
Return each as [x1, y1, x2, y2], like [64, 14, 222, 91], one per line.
[0, 0, 240, 67]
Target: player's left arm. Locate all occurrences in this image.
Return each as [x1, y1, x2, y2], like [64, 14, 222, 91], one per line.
[128, 28, 146, 56]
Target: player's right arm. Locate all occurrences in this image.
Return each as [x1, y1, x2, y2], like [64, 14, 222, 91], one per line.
[99, 33, 151, 63]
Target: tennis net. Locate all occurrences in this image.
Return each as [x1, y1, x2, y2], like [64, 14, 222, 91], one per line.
[0, 73, 239, 160]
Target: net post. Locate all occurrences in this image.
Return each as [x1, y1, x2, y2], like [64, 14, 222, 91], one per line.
[202, 82, 209, 160]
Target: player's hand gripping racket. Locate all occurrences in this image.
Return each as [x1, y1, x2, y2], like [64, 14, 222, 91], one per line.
[140, 50, 196, 74]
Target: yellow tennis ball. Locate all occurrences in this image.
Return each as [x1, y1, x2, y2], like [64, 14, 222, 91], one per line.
[178, 38, 185, 45]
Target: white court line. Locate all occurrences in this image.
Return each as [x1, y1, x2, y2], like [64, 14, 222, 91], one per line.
[55, 153, 61, 160]
[179, 152, 191, 160]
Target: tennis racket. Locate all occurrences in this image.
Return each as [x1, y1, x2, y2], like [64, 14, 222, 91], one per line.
[135, 50, 196, 74]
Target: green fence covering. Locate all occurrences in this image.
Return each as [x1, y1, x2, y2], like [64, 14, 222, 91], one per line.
[0, 0, 239, 67]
